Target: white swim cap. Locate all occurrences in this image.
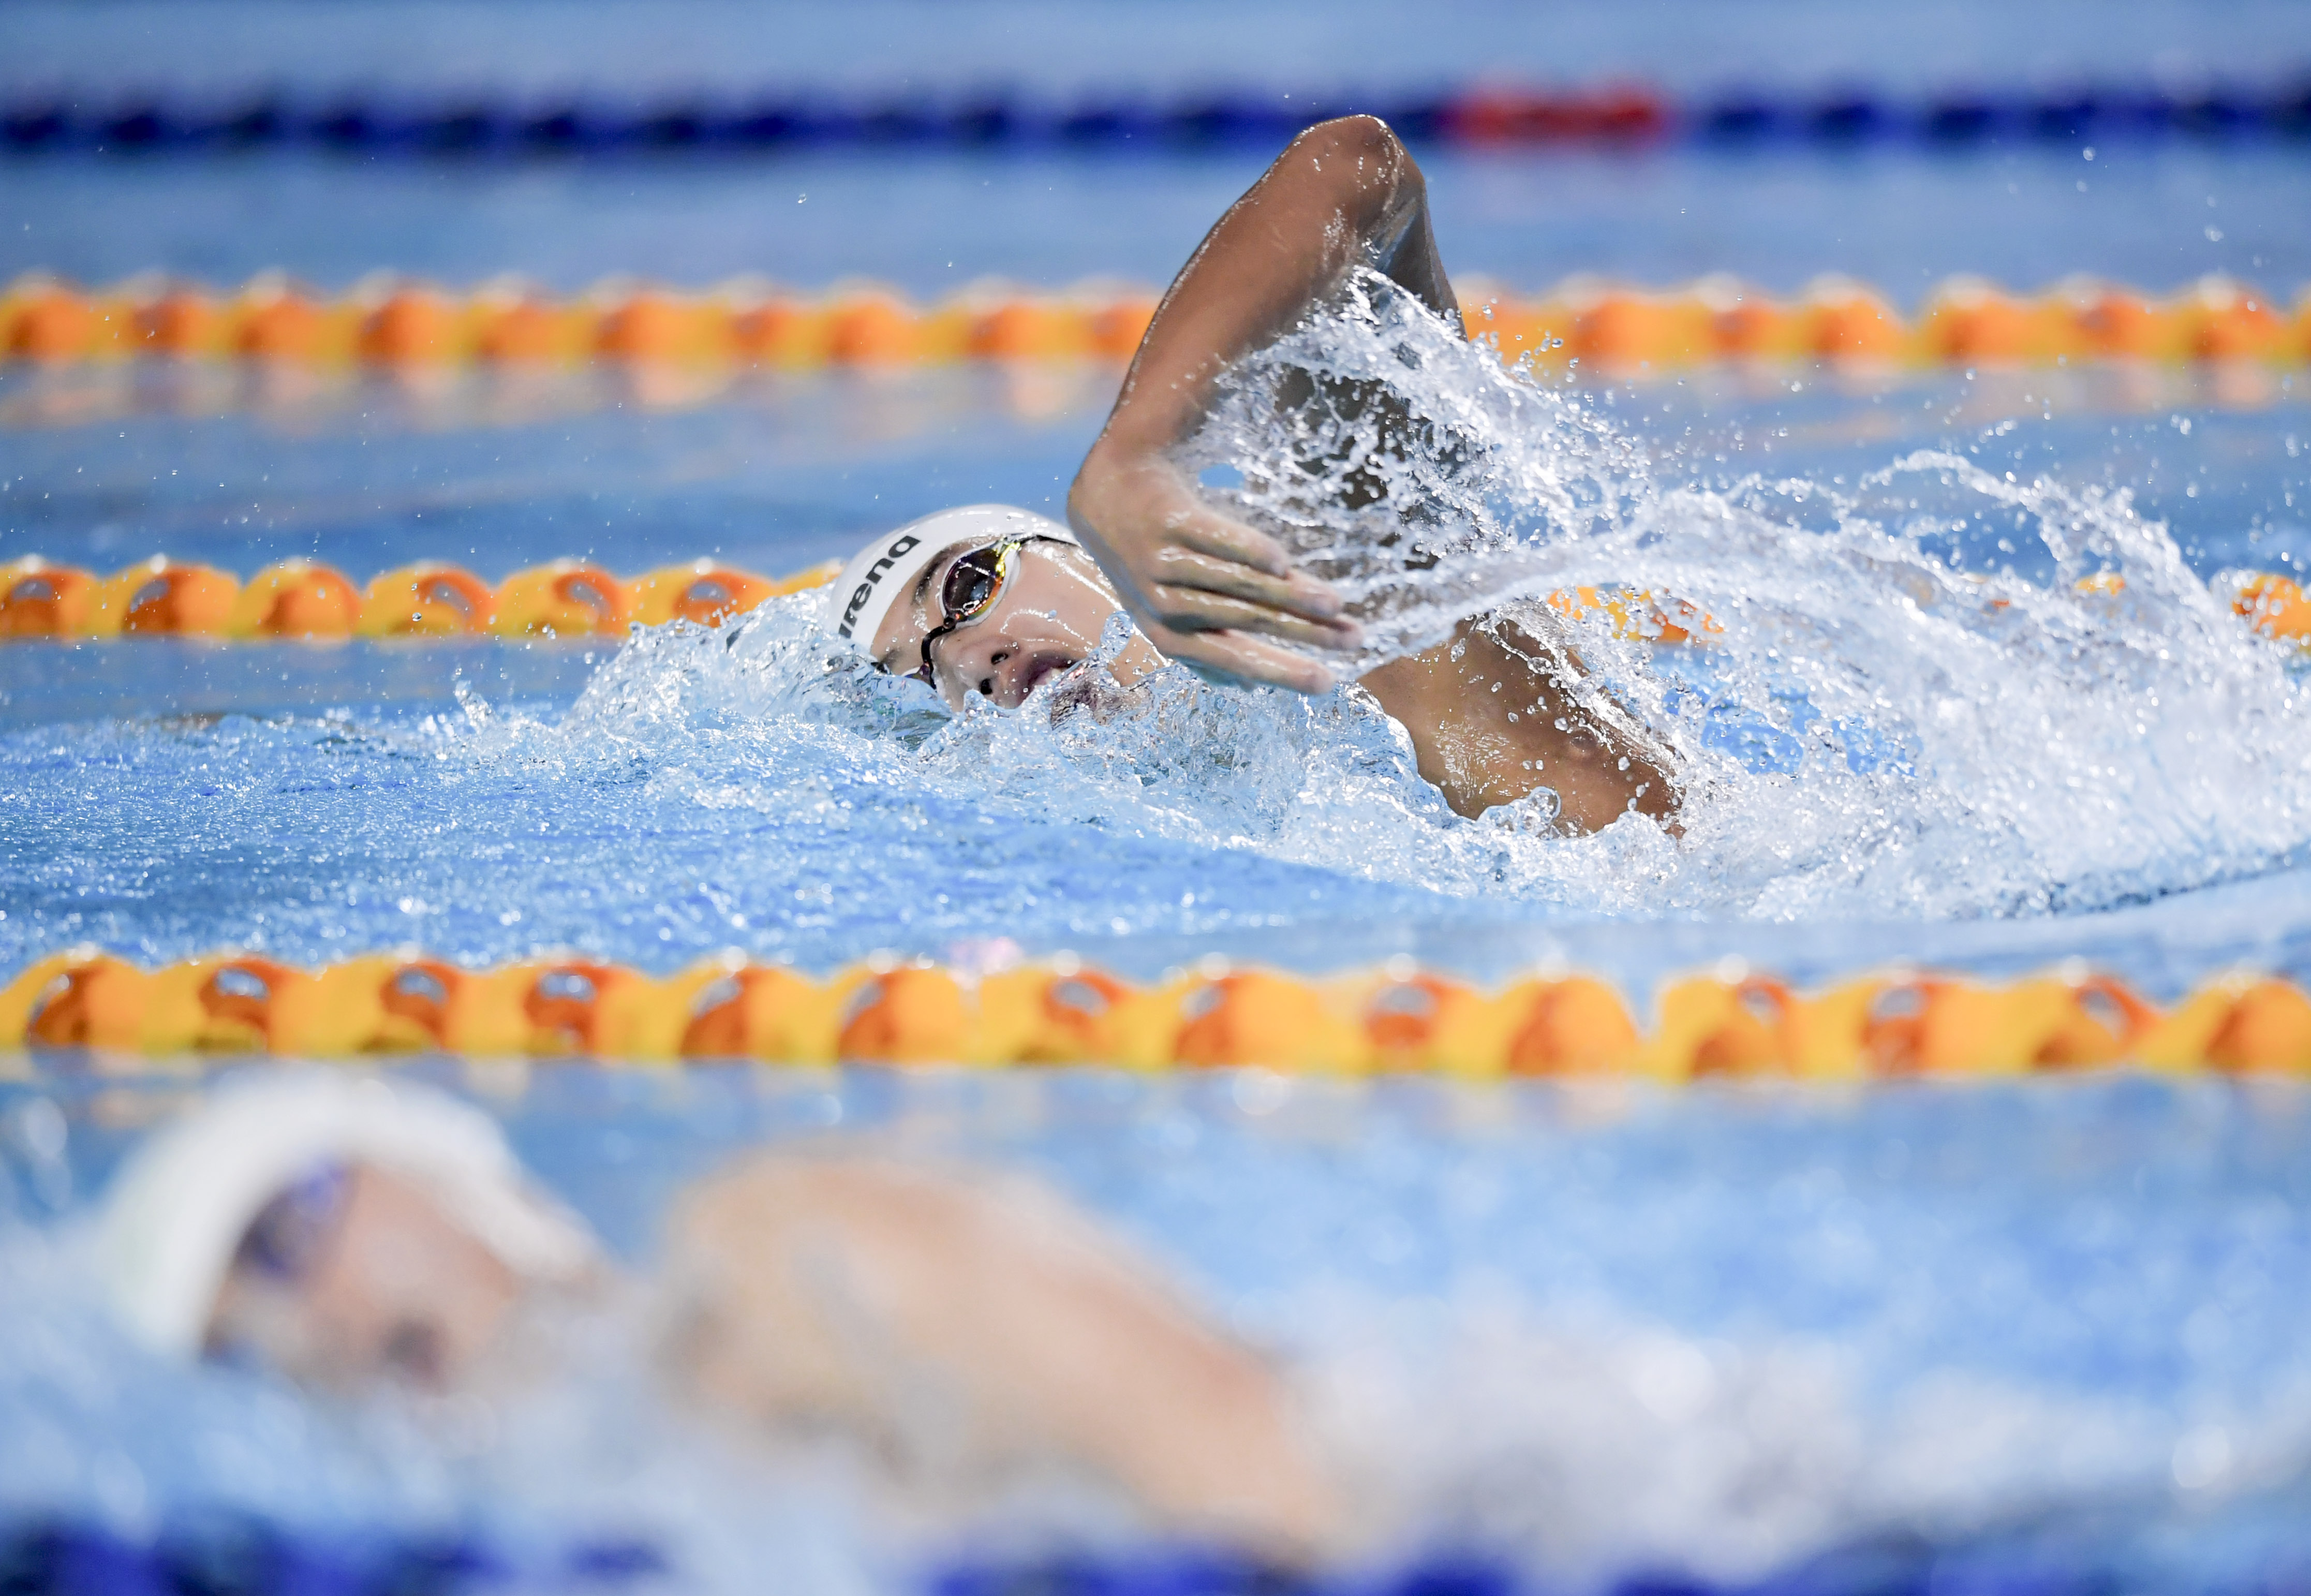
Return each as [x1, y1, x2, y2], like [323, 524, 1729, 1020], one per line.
[826, 504, 1077, 657]
[95, 1072, 597, 1360]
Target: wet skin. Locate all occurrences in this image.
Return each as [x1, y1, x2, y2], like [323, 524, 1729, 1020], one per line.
[1042, 112, 1677, 830]
[197, 1155, 1339, 1556]
[871, 539, 1673, 831]
[207, 1165, 521, 1392]
[868, 537, 1168, 709]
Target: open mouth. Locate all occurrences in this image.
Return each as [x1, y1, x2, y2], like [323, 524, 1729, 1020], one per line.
[1016, 649, 1080, 701]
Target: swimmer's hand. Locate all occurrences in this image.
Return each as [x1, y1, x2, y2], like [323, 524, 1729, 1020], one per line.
[1066, 115, 1451, 695]
[1069, 446, 1359, 694]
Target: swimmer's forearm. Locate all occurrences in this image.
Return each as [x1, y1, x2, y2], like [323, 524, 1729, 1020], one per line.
[1063, 117, 1448, 691]
[1091, 114, 1449, 463]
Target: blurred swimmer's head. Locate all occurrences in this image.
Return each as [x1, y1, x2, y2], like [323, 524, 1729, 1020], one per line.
[830, 504, 1164, 709]
[97, 1074, 596, 1392]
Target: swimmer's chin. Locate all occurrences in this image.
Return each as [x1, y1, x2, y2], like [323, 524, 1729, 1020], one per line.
[1036, 655, 1156, 722]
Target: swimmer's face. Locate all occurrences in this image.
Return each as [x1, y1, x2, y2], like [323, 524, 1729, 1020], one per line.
[869, 538, 1165, 710]
[205, 1164, 522, 1395]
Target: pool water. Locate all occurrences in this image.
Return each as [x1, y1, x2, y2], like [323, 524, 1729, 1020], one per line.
[9, 1065, 2311, 1593]
[5, 315, 2305, 990]
[6, 322, 2310, 1590]
[7, 1, 2311, 1590]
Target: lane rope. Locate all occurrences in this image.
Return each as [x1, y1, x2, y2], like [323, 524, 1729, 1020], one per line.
[4, 272, 2307, 372]
[3, 554, 2302, 649]
[3, 948, 2306, 1077]
[3, 77, 2307, 156]
[0, 554, 841, 640]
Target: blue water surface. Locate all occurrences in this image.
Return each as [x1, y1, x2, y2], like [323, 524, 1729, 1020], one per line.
[6, 4, 2311, 1590]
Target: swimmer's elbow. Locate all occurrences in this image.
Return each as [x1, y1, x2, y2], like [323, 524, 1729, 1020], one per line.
[1285, 114, 1420, 210]
[1297, 113, 1403, 161]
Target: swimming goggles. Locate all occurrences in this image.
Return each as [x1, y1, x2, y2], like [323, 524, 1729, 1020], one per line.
[234, 1161, 350, 1287]
[911, 536, 1042, 683]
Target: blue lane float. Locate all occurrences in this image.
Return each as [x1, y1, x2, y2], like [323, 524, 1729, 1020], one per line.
[0, 1517, 668, 1596]
[6, 1518, 2300, 1596]
[2, 78, 2307, 158]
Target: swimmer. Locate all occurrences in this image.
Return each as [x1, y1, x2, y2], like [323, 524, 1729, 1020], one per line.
[96, 1074, 1341, 1556]
[832, 117, 1676, 833]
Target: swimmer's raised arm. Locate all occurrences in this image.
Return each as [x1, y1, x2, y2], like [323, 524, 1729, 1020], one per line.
[661, 1156, 1341, 1554]
[1069, 114, 1454, 694]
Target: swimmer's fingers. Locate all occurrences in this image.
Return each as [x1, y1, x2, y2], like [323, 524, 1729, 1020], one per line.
[1159, 504, 1297, 581]
[1148, 584, 1361, 656]
[1143, 619, 1339, 696]
[1147, 546, 1351, 632]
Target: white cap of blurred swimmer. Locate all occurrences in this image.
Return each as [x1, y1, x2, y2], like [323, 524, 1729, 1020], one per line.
[827, 504, 1076, 656]
[95, 1073, 597, 1359]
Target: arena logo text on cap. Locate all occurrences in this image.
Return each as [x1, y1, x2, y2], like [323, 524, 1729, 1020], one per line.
[837, 534, 921, 641]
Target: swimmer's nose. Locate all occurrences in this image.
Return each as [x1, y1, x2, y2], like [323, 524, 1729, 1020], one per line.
[931, 629, 1022, 707]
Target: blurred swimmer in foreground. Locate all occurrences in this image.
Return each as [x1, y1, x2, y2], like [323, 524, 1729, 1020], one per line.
[828, 116, 1676, 834]
[98, 1074, 1340, 1555]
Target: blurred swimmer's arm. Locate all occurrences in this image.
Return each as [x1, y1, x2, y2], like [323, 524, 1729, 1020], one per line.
[658, 1156, 1341, 1556]
[1069, 114, 1453, 693]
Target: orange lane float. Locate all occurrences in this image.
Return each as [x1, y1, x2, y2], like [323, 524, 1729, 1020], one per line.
[6, 285, 99, 363]
[1086, 295, 1160, 360]
[0, 554, 840, 644]
[227, 559, 363, 639]
[824, 293, 923, 365]
[1167, 966, 1369, 1073]
[472, 293, 588, 366]
[1709, 294, 1799, 363]
[357, 288, 465, 367]
[233, 287, 355, 365]
[1647, 969, 1820, 1081]
[1462, 272, 2309, 372]
[1797, 279, 1910, 364]
[1498, 972, 1646, 1077]
[978, 960, 1171, 1067]
[7, 949, 2309, 1077]
[0, 557, 103, 638]
[1841, 968, 2164, 1076]
[357, 562, 500, 637]
[11, 271, 2311, 374]
[676, 959, 851, 1063]
[729, 299, 831, 369]
[2177, 278, 2286, 364]
[488, 559, 634, 638]
[2232, 574, 2311, 646]
[630, 558, 841, 627]
[0, 951, 151, 1051]
[2142, 975, 2311, 1074]
[966, 298, 1091, 362]
[1335, 965, 1514, 1077]
[99, 557, 241, 637]
[3, 554, 2300, 652]
[1542, 586, 1724, 646]
[136, 287, 228, 359]
[595, 290, 740, 367]
[1914, 277, 2081, 366]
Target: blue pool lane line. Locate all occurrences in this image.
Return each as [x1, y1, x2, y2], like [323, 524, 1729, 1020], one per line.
[0, 1518, 667, 1595]
[4, 77, 2308, 158]
[6, 1520, 2303, 1596]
